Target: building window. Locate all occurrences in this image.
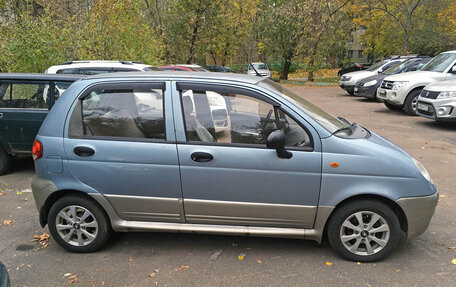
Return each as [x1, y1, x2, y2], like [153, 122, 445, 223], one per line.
[358, 50, 364, 59]
[348, 50, 354, 59]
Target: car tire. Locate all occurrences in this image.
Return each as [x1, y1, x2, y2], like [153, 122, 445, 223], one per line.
[403, 90, 421, 116]
[384, 101, 402, 111]
[327, 199, 404, 262]
[348, 91, 355, 96]
[48, 194, 112, 253]
[0, 145, 13, 176]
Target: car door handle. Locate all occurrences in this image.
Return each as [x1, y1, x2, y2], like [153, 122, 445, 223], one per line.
[191, 152, 213, 163]
[74, 146, 95, 157]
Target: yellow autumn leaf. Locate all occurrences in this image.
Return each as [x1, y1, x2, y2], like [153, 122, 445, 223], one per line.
[452, 259, 456, 265]
[325, 261, 333, 266]
[238, 254, 245, 260]
[3, 220, 12, 226]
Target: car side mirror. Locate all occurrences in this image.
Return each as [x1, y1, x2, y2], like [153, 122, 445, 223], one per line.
[451, 66, 456, 73]
[378, 69, 383, 73]
[266, 130, 292, 159]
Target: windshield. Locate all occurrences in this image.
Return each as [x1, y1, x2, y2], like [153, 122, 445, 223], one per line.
[250, 63, 268, 70]
[421, 53, 456, 72]
[367, 60, 387, 71]
[383, 61, 410, 75]
[258, 79, 348, 133]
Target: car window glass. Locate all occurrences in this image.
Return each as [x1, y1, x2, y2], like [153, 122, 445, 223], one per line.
[0, 82, 50, 109]
[381, 61, 400, 71]
[53, 81, 73, 101]
[408, 62, 426, 72]
[180, 88, 311, 148]
[78, 69, 112, 75]
[56, 68, 78, 74]
[71, 88, 165, 140]
[421, 53, 456, 72]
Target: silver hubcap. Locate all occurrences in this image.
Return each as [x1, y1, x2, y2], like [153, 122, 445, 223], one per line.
[340, 211, 390, 256]
[411, 95, 419, 111]
[55, 205, 98, 246]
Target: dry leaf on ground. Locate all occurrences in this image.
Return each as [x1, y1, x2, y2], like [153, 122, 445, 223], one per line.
[68, 275, 79, 284]
[149, 272, 156, 278]
[175, 265, 189, 271]
[238, 253, 246, 260]
[448, 247, 456, 251]
[452, 259, 456, 265]
[325, 261, 333, 266]
[3, 220, 12, 226]
[256, 259, 262, 264]
[0, 192, 5, 196]
[129, 257, 134, 262]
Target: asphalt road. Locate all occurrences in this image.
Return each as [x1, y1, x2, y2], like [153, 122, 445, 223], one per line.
[1, 86, 455, 287]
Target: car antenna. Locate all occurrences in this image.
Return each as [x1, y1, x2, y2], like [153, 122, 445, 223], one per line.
[249, 63, 262, 77]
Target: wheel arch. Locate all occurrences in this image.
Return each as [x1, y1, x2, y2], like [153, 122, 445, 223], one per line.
[322, 194, 408, 242]
[39, 189, 111, 229]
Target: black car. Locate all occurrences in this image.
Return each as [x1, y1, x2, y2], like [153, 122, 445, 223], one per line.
[337, 62, 367, 76]
[354, 57, 430, 100]
[206, 65, 235, 73]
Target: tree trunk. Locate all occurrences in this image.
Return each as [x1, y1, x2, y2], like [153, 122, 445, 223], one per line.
[187, 16, 201, 64]
[280, 58, 291, 80]
[402, 13, 412, 54]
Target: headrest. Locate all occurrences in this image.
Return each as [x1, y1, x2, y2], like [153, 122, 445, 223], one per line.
[182, 96, 194, 115]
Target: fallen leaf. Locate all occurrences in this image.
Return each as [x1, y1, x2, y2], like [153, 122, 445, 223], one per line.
[68, 275, 79, 284]
[129, 257, 134, 262]
[439, 195, 446, 198]
[325, 261, 333, 266]
[238, 253, 246, 260]
[452, 259, 456, 265]
[64, 273, 72, 277]
[101, 282, 105, 286]
[396, 269, 401, 272]
[16, 191, 22, 195]
[356, 262, 361, 265]
[256, 259, 262, 264]
[154, 282, 159, 287]
[3, 220, 12, 226]
[448, 247, 456, 251]
[367, 284, 372, 287]
[175, 265, 189, 272]
[0, 192, 5, 196]
[31, 232, 50, 242]
[149, 272, 156, 278]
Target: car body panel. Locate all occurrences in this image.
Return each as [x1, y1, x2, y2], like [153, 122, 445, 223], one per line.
[416, 80, 456, 122]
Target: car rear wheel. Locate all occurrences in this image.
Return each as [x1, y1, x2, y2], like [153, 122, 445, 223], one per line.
[327, 199, 404, 262]
[403, 90, 421, 116]
[0, 145, 13, 176]
[384, 101, 402, 111]
[48, 194, 111, 253]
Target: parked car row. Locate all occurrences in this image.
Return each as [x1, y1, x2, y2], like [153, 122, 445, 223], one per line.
[339, 51, 456, 122]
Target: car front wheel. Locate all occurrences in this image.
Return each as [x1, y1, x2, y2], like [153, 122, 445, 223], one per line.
[404, 90, 421, 116]
[48, 194, 111, 253]
[327, 199, 404, 262]
[384, 101, 402, 111]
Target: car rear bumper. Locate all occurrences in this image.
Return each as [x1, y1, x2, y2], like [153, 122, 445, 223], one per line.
[416, 97, 456, 122]
[396, 190, 438, 239]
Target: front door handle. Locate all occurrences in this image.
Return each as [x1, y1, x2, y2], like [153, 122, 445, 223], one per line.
[191, 152, 213, 163]
[74, 146, 95, 157]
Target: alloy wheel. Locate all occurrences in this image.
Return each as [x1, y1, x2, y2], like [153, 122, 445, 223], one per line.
[339, 211, 390, 256]
[55, 205, 98, 246]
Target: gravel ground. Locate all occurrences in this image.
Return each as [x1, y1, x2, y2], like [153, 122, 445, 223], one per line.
[0, 86, 455, 287]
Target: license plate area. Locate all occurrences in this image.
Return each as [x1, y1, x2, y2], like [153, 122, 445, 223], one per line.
[417, 103, 430, 112]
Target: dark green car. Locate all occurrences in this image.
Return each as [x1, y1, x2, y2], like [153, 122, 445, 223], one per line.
[0, 73, 83, 174]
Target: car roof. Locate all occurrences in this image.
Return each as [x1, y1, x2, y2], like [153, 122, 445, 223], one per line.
[82, 71, 264, 84]
[0, 73, 86, 81]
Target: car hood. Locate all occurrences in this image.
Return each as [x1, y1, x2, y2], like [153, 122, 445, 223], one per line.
[344, 70, 376, 80]
[358, 74, 387, 85]
[384, 71, 445, 83]
[249, 69, 270, 74]
[322, 131, 421, 180]
[424, 79, 456, 92]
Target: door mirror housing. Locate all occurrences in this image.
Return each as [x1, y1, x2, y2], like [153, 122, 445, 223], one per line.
[266, 130, 292, 159]
[451, 65, 456, 73]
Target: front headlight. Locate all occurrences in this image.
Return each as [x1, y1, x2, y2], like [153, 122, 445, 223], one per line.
[342, 76, 352, 81]
[436, 91, 456, 99]
[392, 81, 409, 90]
[413, 158, 433, 183]
[363, 80, 377, 87]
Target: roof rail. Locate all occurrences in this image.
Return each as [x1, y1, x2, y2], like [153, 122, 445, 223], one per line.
[60, 60, 144, 65]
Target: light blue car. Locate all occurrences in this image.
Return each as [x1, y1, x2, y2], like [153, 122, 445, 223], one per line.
[31, 72, 438, 262]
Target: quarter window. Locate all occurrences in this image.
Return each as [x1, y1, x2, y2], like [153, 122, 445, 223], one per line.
[70, 86, 165, 140]
[180, 87, 311, 148]
[0, 82, 50, 109]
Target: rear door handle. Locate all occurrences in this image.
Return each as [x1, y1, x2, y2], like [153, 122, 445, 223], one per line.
[191, 152, 213, 163]
[74, 146, 95, 157]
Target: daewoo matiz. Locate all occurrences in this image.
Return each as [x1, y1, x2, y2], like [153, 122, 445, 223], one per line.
[31, 72, 438, 262]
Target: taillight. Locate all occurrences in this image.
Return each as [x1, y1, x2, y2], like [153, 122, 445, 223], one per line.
[32, 140, 43, 160]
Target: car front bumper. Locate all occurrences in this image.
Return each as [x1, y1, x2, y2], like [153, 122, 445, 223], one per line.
[339, 82, 356, 93]
[396, 190, 439, 239]
[376, 87, 407, 105]
[416, 97, 456, 122]
[354, 83, 379, 99]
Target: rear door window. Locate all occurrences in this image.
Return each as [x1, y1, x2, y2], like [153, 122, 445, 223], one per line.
[69, 84, 166, 140]
[0, 82, 50, 109]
